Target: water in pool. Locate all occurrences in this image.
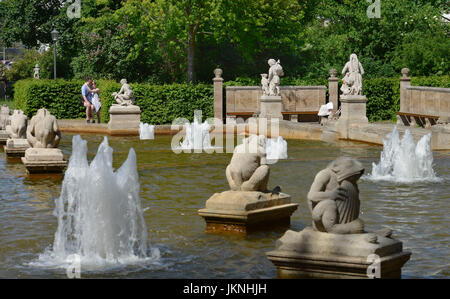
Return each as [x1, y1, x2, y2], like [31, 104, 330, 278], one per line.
[0, 133, 448, 278]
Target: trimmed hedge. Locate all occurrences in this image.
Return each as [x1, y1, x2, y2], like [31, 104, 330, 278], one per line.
[14, 79, 214, 124]
[12, 75, 449, 124]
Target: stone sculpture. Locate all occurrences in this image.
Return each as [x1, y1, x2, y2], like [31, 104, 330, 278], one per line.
[307, 157, 365, 234]
[21, 108, 66, 173]
[33, 64, 40, 79]
[9, 109, 28, 139]
[341, 53, 364, 96]
[266, 156, 411, 278]
[0, 104, 10, 130]
[261, 74, 269, 96]
[225, 135, 270, 192]
[199, 134, 298, 234]
[26, 108, 61, 148]
[112, 79, 135, 106]
[267, 59, 284, 96]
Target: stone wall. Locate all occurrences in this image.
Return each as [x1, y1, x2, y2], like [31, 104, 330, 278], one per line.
[399, 69, 450, 123]
[225, 86, 326, 116]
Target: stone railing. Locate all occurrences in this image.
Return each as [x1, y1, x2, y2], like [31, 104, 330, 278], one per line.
[212, 69, 328, 123]
[397, 68, 450, 127]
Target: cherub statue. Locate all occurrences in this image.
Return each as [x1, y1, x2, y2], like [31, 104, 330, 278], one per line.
[261, 74, 269, 96]
[307, 157, 365, 234]
[267, 59, 284, 96]
[226, 135, 270, 192]
[9, 109, 27, 139]
[112, 79, 135, 106]
[26, 108, 61, 148]
[341, 54, 365, 96]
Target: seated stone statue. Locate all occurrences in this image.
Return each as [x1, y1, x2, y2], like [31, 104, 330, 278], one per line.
[112, 79, 135, 106]
[307, 157, 365, 234]
[9, 109, 27, 139]
[226, 135, 270, 192]
[341, 53, 365, 96]
[0, 105, 10, 130]
[26, 108, 61, 148]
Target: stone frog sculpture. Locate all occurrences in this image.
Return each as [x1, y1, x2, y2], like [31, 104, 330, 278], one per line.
[27, 108, 61, 148]
[226, 135, 270, 192]
[307, 157, 366, 234]
[112, 79, 135, 106]
[9, 110, 28, 139]
[0, 105, 10, 130]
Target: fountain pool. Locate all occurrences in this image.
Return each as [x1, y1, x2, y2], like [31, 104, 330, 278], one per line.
[0, 133, 448, 278]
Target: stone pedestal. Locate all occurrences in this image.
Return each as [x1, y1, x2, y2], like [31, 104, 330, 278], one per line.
[213, 69, 224, 122]
[260, 96, 283, 120]
[337, 95, 369, 139]
[0, 130, 9, 145]
[4, 138, 30, 158]
[108, 104, 141, 134]
[21, 148, 67, 174]
[267, 227, 411, 279]
[198, 190, 298, 235]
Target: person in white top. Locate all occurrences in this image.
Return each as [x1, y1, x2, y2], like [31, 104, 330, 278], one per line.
[90, 80, 102, 123]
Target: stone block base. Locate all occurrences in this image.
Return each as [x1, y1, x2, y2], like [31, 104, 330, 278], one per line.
[198, 190, 298, 235]
[266, 227, 411, 279]
[21, 148, 67, 174]
[337, 95, 369, 139]
[108, 104, 141, 133]
[4, 138, 30, 158]
[0, 130, 9, 145]
[260, 96, 283, 120]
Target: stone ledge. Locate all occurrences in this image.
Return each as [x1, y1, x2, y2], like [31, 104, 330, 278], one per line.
[266, 228, 411, 279]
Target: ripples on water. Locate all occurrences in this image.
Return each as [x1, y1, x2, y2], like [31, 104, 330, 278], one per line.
[0, 134, 448, 278]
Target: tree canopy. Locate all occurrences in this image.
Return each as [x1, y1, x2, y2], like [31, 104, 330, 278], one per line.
[0, 0, 448, 82]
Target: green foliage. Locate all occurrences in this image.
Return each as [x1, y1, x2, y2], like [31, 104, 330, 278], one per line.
[364, 77, 399, 122]
[13, 79, 214, 124]
[5, 50, 41, 81]
[411, 75, 450, 88]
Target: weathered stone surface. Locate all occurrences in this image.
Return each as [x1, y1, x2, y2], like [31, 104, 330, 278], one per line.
[4, 138, 30, 158]
[108, 104, 141, 131]
[27, 108, 61, 148]
[199, 190, 298, 234]
[337, 95, 369, 139]
[21, 148, 67, 174]
[260, 95, 283, 120]
[266, 227, 411, 279]
[9, 110, 27, 139]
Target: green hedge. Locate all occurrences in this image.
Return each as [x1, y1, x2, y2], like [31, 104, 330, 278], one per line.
[13, 79, 214, 124]
[13, 75, 449, 124]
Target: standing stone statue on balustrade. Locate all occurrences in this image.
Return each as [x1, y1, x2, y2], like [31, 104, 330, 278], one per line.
[336, 54, 369, 139]
[21, 108, 67, 173]
[4, 110, 30, 158]
[341, 54, 364, 96]
[259, 59, 284, 120]
[267, 157, 411, 279]
[199, 135, 298, 234]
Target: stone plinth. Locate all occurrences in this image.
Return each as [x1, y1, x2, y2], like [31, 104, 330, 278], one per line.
[260, 95, 283, 120]
[4, 138, 30, 158]
[0, 130, 9, 145]
[337, 95, 369, 139]
[21, 148, 67, 174]
[198, 190, 298, 235]
[431, 124, 450, 150]
[108, 104, 141, 133]
[267, 227, 411, 279]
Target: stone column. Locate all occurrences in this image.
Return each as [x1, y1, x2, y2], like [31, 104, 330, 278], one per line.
[328, 69, 339, 114]
[213, 68, 224, 123]
[398, 68, 411, 125]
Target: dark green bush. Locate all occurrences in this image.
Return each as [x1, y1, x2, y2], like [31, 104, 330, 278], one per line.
[13, 79, 214, 124]
[364, 77, 400, 122]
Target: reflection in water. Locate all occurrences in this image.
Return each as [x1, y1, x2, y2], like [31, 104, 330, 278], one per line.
[0, 134, 448, 278]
